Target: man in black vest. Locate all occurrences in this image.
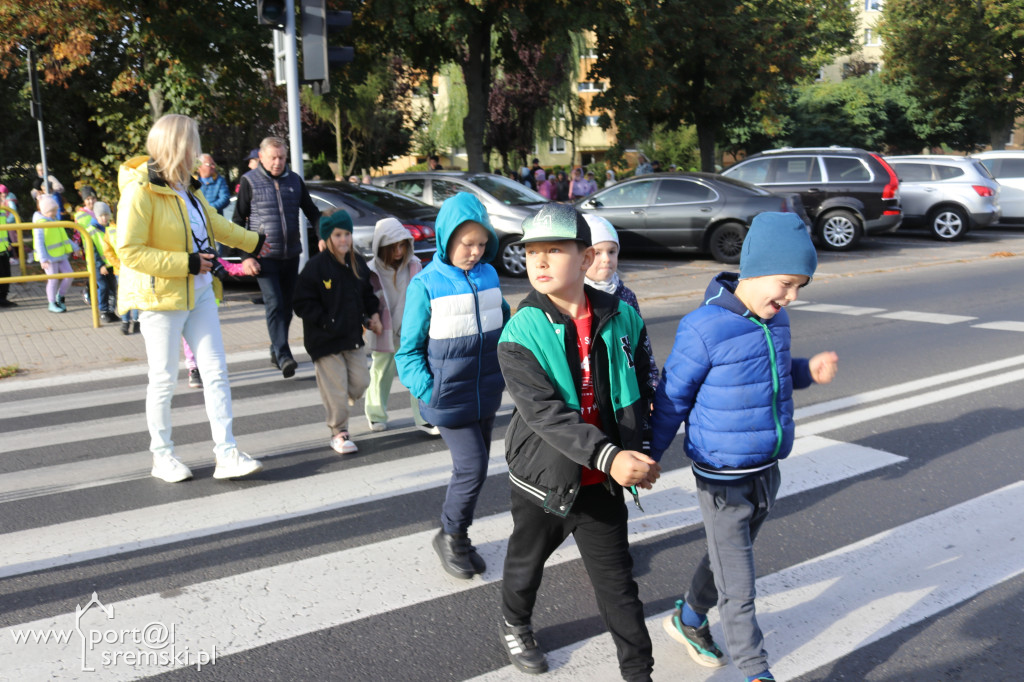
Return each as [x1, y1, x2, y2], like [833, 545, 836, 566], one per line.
[234, 136, 321, 378]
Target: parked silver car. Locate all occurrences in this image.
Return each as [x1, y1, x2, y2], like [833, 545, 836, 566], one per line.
[372, 171, 548, 276]
[885, 155, 1000, 240]
[970, 150, 1024, 224]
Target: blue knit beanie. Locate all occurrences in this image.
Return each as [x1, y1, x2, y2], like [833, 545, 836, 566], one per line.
[739, 212, 817, 281]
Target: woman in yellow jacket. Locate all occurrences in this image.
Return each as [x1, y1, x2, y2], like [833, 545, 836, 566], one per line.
[117, 114, 270, 483]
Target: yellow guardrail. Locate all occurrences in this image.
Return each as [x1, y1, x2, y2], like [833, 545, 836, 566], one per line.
[0, 217, 100, 328]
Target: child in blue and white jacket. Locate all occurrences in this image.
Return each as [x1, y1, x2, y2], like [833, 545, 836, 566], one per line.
[396, 191, 510, 581]
[650, 213, 838, 682]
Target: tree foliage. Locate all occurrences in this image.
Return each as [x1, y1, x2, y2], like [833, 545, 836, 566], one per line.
[881, 0, 1024, 149]
[592, 0, 857, 171]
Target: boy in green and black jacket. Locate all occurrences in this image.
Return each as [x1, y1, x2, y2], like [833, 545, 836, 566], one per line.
[496, 204, 660, 682]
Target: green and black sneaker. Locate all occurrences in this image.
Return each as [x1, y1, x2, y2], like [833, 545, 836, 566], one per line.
[663, 599, 726, 668]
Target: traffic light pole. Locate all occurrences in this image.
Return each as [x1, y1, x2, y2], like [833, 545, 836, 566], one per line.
[27, 47, 52, 195]
[282, 0, 310, 265]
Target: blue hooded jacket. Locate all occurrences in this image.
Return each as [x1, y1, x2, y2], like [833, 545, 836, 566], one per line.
[650, 272, 813, 480]
[396, 192, 510, 427]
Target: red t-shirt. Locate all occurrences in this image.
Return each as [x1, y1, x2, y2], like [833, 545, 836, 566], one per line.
[573, 302, 607, 486]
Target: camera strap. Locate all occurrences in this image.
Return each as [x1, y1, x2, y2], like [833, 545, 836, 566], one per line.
[183, 191, 211, 251]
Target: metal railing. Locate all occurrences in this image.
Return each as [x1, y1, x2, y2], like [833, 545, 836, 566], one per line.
[0, 216, 100, 328]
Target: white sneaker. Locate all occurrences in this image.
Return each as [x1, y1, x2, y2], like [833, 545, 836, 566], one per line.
[151, 453, 193, 483]
[213, 450, 263, 479]
[368, 421, 387, 432]
[417, 422, 441, 436]
[331, 432, 358, 455]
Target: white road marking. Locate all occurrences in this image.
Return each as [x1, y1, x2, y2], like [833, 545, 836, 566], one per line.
[793, 303, 886, 316]
[0, 437, 903, 679]
[470, 481, 1024, 681]
[874, 310, 976, 324]
[972, 320, 1024, 332]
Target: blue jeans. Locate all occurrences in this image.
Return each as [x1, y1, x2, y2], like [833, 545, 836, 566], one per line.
[255, 256, 299, 364]
[97, 271, 116, 313]
[437, 416, 494, 534]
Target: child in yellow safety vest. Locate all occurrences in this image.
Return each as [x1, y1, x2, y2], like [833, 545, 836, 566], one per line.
[79, 200, 118, 323]
[98, 202, 140, 335]
[33, 194, 79, 313]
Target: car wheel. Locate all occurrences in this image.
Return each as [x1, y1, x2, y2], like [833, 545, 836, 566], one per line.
[929, 206, 968, 241]
[816, 209, 861, 251]
[497, 235, 527, 277]
[708, 221, 745, 264]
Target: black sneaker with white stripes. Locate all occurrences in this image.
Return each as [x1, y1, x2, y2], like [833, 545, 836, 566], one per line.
[500, 620, 548, 674]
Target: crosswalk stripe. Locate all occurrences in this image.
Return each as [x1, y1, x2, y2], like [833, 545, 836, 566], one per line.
[873, 310, 976, 324]
[0, 437, 903, 679]
[793, 303, 886, 316]
[469, 480, 1024, 681]
[972, 320, 1024, 332]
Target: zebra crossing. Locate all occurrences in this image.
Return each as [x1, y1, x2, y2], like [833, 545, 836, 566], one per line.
[1, 348, 1022, 681]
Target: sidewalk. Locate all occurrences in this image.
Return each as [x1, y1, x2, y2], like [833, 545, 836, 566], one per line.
[2, 230, 1020, 381]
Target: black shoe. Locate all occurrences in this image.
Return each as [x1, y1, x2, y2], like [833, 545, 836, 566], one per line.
[120, 321, 130, 335]
[102, 311, 119, 323]
[252, 296, 264, 305]
[132, 320, 141, 334]
[280, 357, 298, 378]
[466, 538, 486, 574]
[500, 620, 548, 674]
[0, 299, 16, 308]
[269, 346, 279, 368]
[432, 530, 474, 579]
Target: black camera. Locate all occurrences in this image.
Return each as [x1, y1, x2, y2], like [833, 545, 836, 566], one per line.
[198, 247, 227, 280]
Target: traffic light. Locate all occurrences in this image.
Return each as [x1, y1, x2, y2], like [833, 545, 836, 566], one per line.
[301, 0, 354, 94]
[258, 0, 287, 27]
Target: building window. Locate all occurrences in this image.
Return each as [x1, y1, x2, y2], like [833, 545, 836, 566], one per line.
[577, 81, 605, 92]
[864, 29, 880, 46]
[865, 0, 883, 10]
[585, 115, 600, 127]
[549, 136, 566, 153]
[582, 48, 598, 59]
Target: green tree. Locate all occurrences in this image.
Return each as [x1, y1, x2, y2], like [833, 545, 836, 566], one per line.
[362, 0, 598, 172]
[592, 0, 856, 171]
[881, 0, 1024, 149]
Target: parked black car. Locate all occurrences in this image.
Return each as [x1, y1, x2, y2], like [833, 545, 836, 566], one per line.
[222, 181, 437, 265]
[575, 172, 806, 264]
[721, 147, 902, 251]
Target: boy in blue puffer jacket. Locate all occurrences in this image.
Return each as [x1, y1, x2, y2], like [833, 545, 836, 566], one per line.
[650, 212, 838, 682]
[396, 192, 510, 580]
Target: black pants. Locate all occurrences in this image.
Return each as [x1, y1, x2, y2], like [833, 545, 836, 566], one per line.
[501, 484, 654, 681]
[0, 249, 9, 301]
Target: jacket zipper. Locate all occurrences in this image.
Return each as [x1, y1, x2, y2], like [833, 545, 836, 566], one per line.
[173, 194, 192, 308]
[750, 317, 783, 459]
[465, 269, 483, 419]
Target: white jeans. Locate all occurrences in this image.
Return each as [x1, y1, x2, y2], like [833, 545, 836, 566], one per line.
[140, 285, 237, 460]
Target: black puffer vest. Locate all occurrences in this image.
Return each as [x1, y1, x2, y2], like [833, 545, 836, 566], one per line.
[242, 166, 304, 259]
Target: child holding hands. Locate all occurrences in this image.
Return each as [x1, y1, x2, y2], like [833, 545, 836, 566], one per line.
[293, 209, 381, 455]
[651, 212, 838, 682]
[496, 204, 659, 681]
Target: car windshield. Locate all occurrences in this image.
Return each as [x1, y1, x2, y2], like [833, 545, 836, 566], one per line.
[467, 175, 547, 205]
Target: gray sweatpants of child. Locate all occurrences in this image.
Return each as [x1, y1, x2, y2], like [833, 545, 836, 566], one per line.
[685, 463, 781, 678]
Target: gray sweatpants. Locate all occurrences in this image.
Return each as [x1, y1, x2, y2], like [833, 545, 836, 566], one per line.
[685, 463, 781, 678]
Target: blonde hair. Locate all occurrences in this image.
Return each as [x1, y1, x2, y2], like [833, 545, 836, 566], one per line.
[147, 114, 202, 188]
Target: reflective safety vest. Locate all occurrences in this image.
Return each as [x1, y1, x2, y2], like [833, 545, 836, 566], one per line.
[0, 227, 9, 252]
[33, 221, 73, 261]
[85, 223, 109, 265]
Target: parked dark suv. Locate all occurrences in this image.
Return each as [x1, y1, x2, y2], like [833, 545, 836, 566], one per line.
[722, 147, 902, 251]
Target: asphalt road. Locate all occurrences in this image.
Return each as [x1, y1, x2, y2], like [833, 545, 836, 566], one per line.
[1, 225, 1022, 681]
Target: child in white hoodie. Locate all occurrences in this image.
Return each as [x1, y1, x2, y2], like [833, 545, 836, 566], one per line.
[364, 218, 432, 433]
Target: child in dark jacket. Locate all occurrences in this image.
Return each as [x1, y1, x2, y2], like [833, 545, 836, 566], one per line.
[293, 209, 381, 455]
[650, 212, 838, 682]
[496, 204, 659, 681]
[396, 192, 510, 580]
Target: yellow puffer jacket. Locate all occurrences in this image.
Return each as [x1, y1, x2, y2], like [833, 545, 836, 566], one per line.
[116, 155, 260, 314]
